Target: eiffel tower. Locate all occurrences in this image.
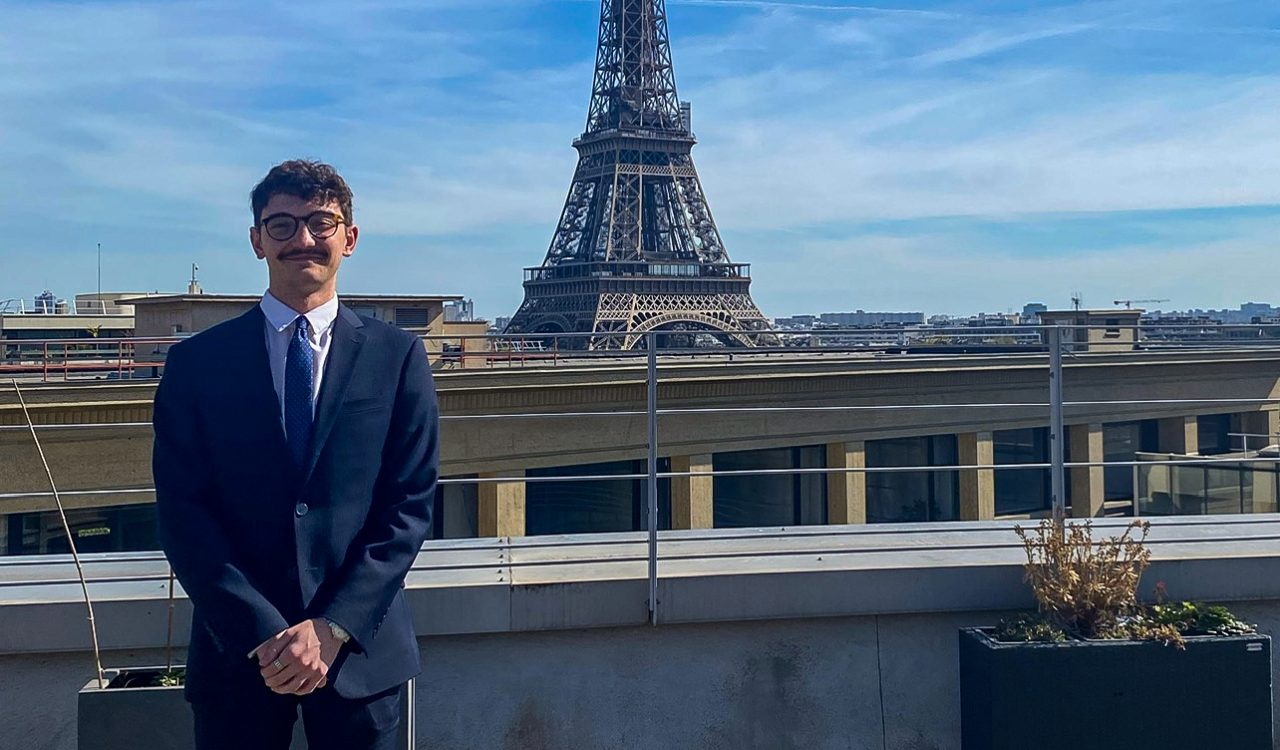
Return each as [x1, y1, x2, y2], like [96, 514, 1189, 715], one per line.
[503, 0, 771, 350]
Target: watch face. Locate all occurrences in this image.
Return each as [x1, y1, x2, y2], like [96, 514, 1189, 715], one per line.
[326, 619, 350, 642]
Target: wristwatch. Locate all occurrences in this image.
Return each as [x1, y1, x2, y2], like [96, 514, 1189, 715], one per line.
[325, 619, 351, 644]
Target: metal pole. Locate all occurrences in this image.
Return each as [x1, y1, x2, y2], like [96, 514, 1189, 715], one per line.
[97, 242, 101, 302]
[646, 332, 659, 627]
[1202, 466, 1210, 515]
[1131, 462, 1141, 517]
[1048, 326, 1066, 522]
[397, 677, 416, 750]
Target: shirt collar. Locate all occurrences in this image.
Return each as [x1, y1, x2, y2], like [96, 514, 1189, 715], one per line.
[259, 291, 339, 337]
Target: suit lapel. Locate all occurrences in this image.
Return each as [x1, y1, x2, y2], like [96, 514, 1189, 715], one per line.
[300, 304, 366, 486]
[230, 306, 298, 483]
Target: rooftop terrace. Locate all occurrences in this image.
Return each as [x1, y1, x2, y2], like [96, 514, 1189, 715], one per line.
[5, 517, 1280, 748]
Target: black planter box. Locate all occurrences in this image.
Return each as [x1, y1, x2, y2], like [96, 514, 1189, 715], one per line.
[78, 668, 194, 750]
[959, 628, 1273, 750]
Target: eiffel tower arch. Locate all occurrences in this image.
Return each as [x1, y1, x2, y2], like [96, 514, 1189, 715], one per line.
[504, 0, 772, 351]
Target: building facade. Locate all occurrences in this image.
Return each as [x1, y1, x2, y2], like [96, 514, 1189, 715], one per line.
[2, 345, 1276, 554]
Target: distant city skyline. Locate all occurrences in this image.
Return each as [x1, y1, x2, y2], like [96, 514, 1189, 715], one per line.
[3, 1, 1280, 321]
[9, 285, 1276, 328]
[769, 300, 1280, 324]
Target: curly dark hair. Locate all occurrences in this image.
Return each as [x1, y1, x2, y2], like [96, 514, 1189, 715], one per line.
[250, 159, 354, 225]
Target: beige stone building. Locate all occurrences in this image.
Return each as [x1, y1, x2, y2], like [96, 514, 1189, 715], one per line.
[1039, 309, 1143, 353]
[2, 344, 1278, 554]
[118, 293, 490, 368]
[122, 293, 459, 338]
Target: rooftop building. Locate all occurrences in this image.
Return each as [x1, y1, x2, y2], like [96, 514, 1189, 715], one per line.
[1039, 308, 1142, 352]
[119, 293, 464, 338]
[0, 292, 143, 342]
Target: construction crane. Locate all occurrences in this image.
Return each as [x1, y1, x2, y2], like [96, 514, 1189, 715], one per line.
[1113, 298, 1169, 310]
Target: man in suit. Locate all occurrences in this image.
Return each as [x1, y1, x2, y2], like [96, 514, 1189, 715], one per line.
[154, 159, 438, 749]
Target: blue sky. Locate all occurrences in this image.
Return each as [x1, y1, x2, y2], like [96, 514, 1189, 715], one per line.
[2, 0, 1279, 319]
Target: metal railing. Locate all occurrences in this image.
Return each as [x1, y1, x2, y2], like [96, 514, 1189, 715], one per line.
[11, 320, 1280, 381]
[5, 325, 1280, 626]
[0, 298, 132, 316]
[1, 337, 179, 382]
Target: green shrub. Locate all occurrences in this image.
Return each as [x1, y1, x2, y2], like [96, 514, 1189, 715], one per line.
[993, 613, 1066, 643]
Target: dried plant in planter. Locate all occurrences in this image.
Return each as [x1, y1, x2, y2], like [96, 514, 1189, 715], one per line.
[1015, 519, 1151, 639]
[14, 378, 186, 690]
[996, 518, 1257, 648]
[13, 380, 106, 688]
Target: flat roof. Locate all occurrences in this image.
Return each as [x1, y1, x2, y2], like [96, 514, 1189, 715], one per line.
[1042, 309, 1143, 315]
[118, 293, 464, 305]
[0, 315, 133, 329]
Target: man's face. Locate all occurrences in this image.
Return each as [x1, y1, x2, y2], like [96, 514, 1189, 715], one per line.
[250, 194, 358, 298]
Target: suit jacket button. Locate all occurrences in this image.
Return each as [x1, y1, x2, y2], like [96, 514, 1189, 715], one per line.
[295, 503, 309, 517]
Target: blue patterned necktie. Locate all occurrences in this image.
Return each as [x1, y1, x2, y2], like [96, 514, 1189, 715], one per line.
[285, 315, 314, 468]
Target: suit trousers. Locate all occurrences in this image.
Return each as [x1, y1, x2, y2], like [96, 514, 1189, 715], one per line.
[191, 681, 402, 750]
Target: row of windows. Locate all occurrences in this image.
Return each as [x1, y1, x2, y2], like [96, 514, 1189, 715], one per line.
[0, 414, 1257, 555]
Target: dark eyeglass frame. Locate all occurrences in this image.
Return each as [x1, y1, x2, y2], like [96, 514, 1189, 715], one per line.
[258, 211, 347, 242]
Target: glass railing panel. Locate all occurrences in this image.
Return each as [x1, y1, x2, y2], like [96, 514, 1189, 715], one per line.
[1170, 463, 1209, 515]
[1203, 465, 1246, 515]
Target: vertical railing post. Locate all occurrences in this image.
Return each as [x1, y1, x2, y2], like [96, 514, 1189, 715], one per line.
[397, 677, 416, 750]
[1240, 464, 1247, 515]
[1131, 462, 1141, 517]
[1202, 466, 1210, 515]
[646, 331, 659, 626]
[1048, 326, 1066, 522]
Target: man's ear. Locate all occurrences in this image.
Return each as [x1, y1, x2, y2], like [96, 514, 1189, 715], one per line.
[342, 225, 359, 258]
[249, 226, 266, 260]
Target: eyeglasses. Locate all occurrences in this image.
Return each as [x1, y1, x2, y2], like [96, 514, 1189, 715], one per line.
[259, 211, 347, 242]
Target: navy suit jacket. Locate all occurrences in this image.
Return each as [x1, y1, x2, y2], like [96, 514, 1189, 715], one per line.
[153, 304, 438, 701]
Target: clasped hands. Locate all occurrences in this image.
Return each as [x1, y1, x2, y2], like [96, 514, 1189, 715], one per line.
[252, 618, 343, 696]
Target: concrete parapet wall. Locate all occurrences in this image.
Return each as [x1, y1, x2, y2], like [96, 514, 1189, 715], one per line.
[5, 518, 1280, 749]
[10, 607, 1280, 750]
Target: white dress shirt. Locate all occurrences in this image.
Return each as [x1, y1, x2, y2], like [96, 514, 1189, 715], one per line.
[251, 293, 346, 660]
[260, 291, 339, 425]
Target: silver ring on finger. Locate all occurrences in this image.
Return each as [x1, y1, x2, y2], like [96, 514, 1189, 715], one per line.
[273, 659, 284, 672]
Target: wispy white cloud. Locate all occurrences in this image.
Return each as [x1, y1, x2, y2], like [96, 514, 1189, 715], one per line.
[1, 0, 1278, 318]
[911, 23, 1095, 66]
[693, 72, 1280, 230]
[741, 211, 1280, 315]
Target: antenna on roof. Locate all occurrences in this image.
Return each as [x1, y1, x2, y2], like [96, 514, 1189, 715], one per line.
[188, 263, 202, 295]
[1070, 292, 1083, 311]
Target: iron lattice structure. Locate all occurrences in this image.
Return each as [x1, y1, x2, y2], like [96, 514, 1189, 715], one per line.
[504, 0, 771, 350]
